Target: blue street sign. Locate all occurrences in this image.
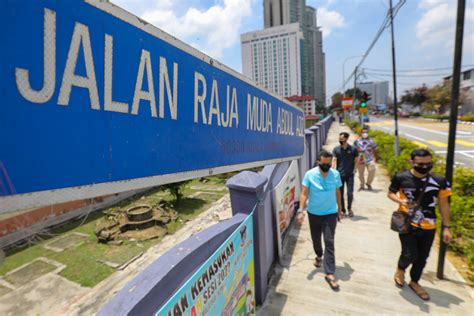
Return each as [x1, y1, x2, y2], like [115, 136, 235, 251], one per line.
[0, 0, 304, 211]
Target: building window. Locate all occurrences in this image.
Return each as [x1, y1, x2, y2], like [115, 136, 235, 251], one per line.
[464, 71, 471, 80]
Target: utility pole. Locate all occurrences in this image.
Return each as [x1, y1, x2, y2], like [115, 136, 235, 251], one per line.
[389, 0, 400, 156]
[437, 0, 465, 280]
[352, 66, 358, 122]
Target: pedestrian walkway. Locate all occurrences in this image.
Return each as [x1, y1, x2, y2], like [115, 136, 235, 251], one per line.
[259, 122, 473, 315]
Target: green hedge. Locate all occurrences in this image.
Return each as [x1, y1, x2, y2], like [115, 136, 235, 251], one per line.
[346, 119, 474, 268]
[459, 115, 474, 122]
[422, 114, 450, 120]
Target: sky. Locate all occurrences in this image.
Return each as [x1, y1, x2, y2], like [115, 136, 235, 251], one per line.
[111, 0, 474, 102]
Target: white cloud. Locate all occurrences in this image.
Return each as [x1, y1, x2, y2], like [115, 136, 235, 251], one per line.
[318, 7, 345, 38]
[416, 0, 474, 55]
[140, 0, 253, 59]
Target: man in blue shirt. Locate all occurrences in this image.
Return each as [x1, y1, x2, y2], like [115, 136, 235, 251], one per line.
[297, 150, 343, 290]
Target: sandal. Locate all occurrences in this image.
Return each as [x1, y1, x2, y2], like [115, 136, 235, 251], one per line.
[313, 257, 322, 268]
[409, 281, 430, 301]
[325, 275, 340, 291]
[394, 268, 405, 287]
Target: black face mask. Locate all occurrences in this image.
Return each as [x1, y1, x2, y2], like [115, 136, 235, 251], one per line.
[339, 141, 346, 145]
[319, 163, 331, 172]
[414, 164, 433, 174]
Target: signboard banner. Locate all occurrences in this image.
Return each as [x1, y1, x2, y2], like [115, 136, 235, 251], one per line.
[342, 97, 353, 110]
[0, 0, 304, 211]
[272, 160, 301, 258]
[156, 213, 255, 316]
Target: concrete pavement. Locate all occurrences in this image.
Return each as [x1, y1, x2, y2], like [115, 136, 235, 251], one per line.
[259, 122, 473, 315]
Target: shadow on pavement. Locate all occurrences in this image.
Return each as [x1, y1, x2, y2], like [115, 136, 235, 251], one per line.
[422, 270, 471, 288]
[366, 189, 383, 193]
[399, 285, 465, 313]
[349, 215, 369, 222]
[260, 220, 304, 315]
[306, 262, 354, 282]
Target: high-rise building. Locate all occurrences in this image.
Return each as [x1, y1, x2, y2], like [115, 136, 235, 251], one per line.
[241, 23, 303, 97]
[262, 1, 326, 105]
[264, 0, 305, 28]
[314, 21, 326, 105]
[358, 81, 389, 106]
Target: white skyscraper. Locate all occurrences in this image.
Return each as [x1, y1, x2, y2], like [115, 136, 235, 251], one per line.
[241, 23, 303, 97]
[261, 0, 326, 104]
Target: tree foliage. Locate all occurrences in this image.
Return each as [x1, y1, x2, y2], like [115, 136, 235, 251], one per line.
[401, 84, 428, 105]
[422, 80, 466, 114]
[162, 180, 192, 202]
[344, 88, 363, 99]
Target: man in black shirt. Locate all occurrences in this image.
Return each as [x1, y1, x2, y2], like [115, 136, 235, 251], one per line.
[388, 149, 452, 301]
[333, 132, 359, 217]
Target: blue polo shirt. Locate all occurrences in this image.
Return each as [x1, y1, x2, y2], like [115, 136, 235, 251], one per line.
[302, 167, 342, 215]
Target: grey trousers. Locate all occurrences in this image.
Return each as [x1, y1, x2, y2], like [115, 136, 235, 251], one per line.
[308, 213, 337, 274]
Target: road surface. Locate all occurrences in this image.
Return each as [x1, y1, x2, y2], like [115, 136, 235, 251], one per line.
[365, 116, 474, 169]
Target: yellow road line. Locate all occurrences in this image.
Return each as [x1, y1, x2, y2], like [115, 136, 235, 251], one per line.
[456, 140, 474, 147]
[426, 140, 448, 148]
[368, 121, 392, 127]
[411, 141, 428, 148]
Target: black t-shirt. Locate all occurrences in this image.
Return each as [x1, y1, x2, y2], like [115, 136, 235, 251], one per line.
[333, 144, 358, 178]
[389, 170, 452, 230]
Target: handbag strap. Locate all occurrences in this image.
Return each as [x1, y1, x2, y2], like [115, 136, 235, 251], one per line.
[413, 173, 431, 210]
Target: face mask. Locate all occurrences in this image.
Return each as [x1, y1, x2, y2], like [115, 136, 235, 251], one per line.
[414, 164, 433, 174]
[362, 133, 368, 138]
[339, 140, 347, 145]
[319, 163, 331, 172]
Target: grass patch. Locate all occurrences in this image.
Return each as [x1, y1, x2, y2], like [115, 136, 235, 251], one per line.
[0, 176, 228, 287]
[4, 259, 57, 286]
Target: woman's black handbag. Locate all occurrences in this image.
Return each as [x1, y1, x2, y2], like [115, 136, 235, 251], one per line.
[390, 175, 430, 234]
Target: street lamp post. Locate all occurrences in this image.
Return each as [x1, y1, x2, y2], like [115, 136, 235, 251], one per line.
[343, 55, 364, 96]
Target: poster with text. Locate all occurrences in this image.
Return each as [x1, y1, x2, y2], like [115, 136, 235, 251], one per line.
[272, 160, 301, 258]
[156, 214, 255, 316]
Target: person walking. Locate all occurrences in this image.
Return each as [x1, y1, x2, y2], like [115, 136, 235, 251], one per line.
[354, 126, 378, 190]
[333, 132, 358, 217]
[297, 150, 343, 290]
[388, 149, 452, 301]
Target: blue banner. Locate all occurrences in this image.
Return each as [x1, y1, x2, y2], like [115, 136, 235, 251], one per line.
[156, 213, 255, 316]
[0, 0, 304, 208]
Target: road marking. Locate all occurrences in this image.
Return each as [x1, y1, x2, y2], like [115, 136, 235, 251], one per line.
[460, 152, 474, 159]
[368, 121, 392, 127]
[411, 141, 428, 148]
[435, 150, 474, 154]
[390, 122, 472, 137]
[426, 140, 448, 148]
[456, 139, 474, 147]
[404, 133, 426, 142]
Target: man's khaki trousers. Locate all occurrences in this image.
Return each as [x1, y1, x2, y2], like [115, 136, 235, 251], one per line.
[357, 162, 376, 187]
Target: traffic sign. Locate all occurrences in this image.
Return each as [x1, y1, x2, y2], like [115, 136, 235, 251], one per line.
[0, 0, 305, 211]
[342, 97, 353, 110]
[359, 107, 368, 114]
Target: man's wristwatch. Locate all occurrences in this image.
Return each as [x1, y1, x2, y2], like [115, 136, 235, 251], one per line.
[442, 225, 451, 229]
[297, 208, 306, 214]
